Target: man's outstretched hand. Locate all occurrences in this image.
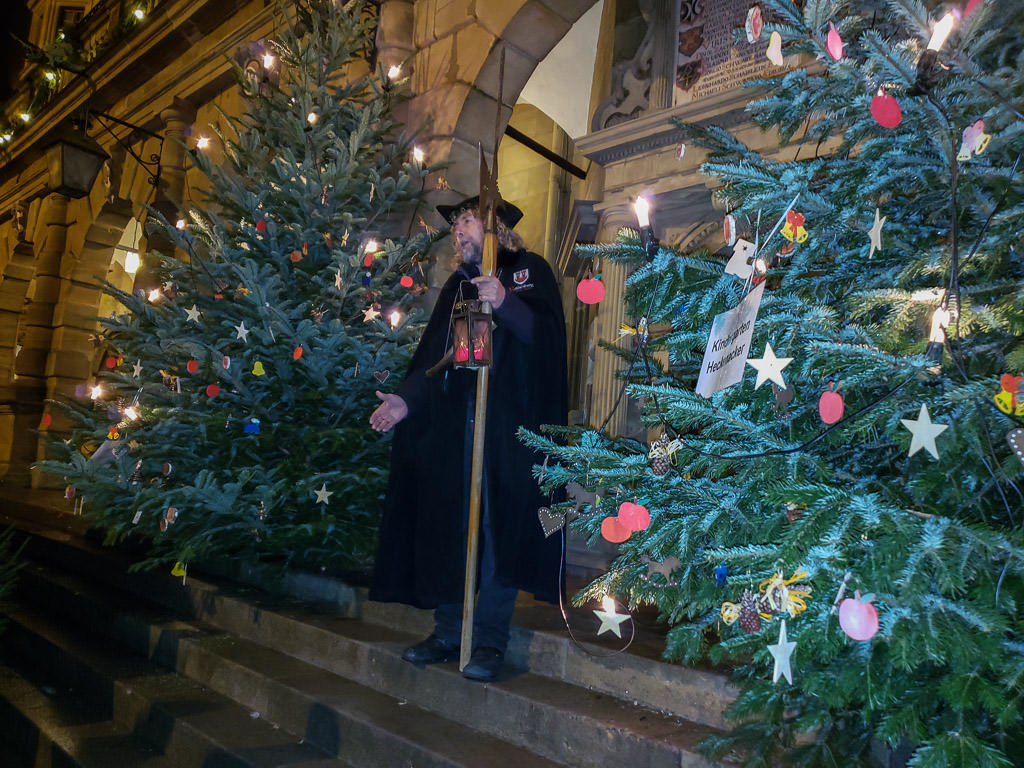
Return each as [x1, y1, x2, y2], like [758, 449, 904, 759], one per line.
[370, 390, 409, 432]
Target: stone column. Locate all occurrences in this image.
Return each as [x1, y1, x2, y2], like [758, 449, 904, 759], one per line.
[587, 203, 635, 436]
[157, 97, 194, 207]
[376, 0, 415, 75]
[18, 194, 69, 389]
[15, 194, 69, 485]
[136, 98, 195, 294]
[649, 0, 678, 110]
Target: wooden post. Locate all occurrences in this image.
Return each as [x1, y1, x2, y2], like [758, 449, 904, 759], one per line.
[459, 47, 504, 672]
[460, 204, 497, 671]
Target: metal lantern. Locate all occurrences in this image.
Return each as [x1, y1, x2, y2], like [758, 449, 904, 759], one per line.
[452, 299, 492, 369]
[44, 124, 109, 199]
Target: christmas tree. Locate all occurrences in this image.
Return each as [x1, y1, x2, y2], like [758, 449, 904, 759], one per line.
[38, 0, 436, 577]
[525, 0, 1024, 765]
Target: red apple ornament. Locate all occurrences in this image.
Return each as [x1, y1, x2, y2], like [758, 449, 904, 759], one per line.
[839, 590, 879, 641]
[186, 359, 199, 374]
[576, 275, 605, 305]
[826, 22, 843, 60]
[819, 381, 844, 424]
[871, 90, 902, 128]
[617, 501, 650, 532]
[601, 515, 631, 543]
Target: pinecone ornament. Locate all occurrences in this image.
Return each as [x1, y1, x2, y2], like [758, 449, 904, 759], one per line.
[649, 433, 672, 476]
[739, 589, 762, 633]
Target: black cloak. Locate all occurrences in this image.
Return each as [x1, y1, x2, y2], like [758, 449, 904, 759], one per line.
[370, 247, 567, 608]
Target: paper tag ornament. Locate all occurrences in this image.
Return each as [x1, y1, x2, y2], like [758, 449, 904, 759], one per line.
[643, 554, 681, 580]
[900, 404, 948, 459]
[994, 374, 1024, 416]
[745, 5, 763, 42]
[766, 31, 783, 65]
[768, 620, 797, 684]
[839, 590, 879, 641]
[725, 238, 757, 280]
[538, 506, 574, 538]
[576, 275, 605, 304]
[871, 89, 902, 128]
[868, 208, 886, 259]
[566, 482, 604, 512]
[825, 22, 843, 60]
[714, 562, 728, 587]
[593, 595, 630, 638]
[617, 501, 650, 532]
[746, 342, 793, 390]
[723, 214, 737, 246]
[819, 381, 844, 424]
[1007, 429, 1024, 464]
[696, 282, 765, 398]
[781, 211, 808, 243]
[957, 119, 991, 162]
[601, 515, 631, 543]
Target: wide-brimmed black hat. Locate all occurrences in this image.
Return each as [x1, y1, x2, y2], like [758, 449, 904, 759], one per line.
[436, 195, 523, 229]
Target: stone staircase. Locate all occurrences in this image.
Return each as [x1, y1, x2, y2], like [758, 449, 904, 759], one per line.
[0, 496, 738, 767]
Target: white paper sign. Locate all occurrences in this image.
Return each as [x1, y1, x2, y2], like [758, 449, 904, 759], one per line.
[725, 238, 756, 280]
[696, 282, 765, 398]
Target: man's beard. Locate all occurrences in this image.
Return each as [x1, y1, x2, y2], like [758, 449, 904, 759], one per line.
[460, 241, 482, 264]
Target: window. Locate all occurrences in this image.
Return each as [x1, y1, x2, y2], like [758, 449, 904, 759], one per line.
[55, 5, 85, 33]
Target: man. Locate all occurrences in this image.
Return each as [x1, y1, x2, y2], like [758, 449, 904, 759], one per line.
[368, 196, 567, 682]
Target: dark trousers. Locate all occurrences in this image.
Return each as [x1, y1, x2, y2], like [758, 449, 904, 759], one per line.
[433, 414, 518, 653]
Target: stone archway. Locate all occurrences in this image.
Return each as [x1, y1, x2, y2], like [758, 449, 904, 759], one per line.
[403, 0, 600, 198]
[10, 195, 135, 484]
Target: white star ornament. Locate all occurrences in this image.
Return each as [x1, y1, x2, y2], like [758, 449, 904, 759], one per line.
[868, 208, 886, 259]
[746, 342, 793, 390]
[768, 619, 797, 684]
[593, 596, 630, 638]
[900, 404, 948, 459]
[314, 482, 333, 505]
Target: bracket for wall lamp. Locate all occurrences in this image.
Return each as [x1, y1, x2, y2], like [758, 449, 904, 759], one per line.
[90, 111, 164, 187]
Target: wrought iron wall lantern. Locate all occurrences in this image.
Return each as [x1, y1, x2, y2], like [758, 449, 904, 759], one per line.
[43, 122, 109, 199]
[44, 111, 164, 198]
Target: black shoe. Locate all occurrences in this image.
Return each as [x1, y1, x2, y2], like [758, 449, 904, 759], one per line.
[462, 646, 503, 682]
[402, 634, 459, 665]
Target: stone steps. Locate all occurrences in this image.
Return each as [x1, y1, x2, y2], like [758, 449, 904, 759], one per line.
[0, 660, 178, 768]
[0, 499, 738, 731]
[0, 600, 348, 767]
[16, 551, 725, 768]
[0, 499, 740, 767]
[6, 559, 569, 768]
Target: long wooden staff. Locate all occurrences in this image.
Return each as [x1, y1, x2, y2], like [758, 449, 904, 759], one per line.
[460, 46, 505, 671]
